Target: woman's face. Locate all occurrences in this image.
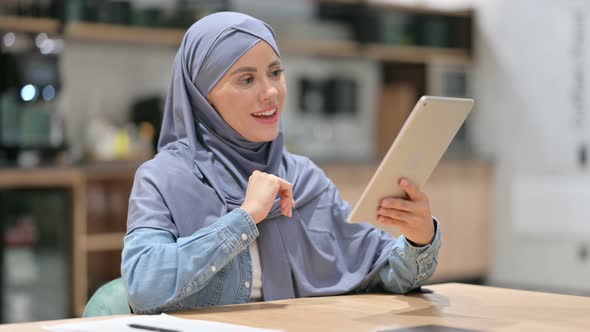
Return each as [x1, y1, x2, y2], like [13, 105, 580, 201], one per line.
[207, 41, 286, 142]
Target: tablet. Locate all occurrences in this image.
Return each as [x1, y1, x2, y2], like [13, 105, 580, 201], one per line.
[347, 96, 474, 235]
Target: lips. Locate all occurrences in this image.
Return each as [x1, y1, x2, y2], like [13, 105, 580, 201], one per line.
[252, 107, 277, 117]
[251, 106, 279, 124]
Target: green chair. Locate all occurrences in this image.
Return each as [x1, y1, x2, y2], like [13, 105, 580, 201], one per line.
[82, 277, 132, 317]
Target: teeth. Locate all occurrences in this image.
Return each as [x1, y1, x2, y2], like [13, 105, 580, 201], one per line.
[253, 108, 277, 117]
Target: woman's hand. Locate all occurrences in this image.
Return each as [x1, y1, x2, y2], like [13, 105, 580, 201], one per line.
[241, 170, 295, 224]
[377, 178, 435, 246]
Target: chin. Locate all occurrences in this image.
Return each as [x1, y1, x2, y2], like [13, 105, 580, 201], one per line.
[249, 129, 279, 143]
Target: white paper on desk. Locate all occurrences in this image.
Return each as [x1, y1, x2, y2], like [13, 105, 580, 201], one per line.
[43, 313, 283, 332]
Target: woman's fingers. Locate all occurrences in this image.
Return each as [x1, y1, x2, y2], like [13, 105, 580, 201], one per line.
[276, 177, 293, 199]
[242, 171, 295, 223]
[274, 176, 294, 217]
[380, 197, 418, 213]
[379, 178, 430, 220]
[399, 178, 427, 202]
[377, 215, 406, 227]
[378, 207, 421, 224]
[375, 178, 435, 245]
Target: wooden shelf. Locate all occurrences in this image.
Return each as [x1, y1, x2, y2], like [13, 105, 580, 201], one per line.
[280, 39, 360, 58]
[0, 15, 60, 34]
[363, 43, 471, 65]
[0, 167, 83, 188]
[83, 160, 144, 181]
[0, 166, 88, 319]
[62, 24, 473, 64]
[75, 305, 86, 318]
[64, 21, 362, 58]
[318, 0, 363, 4]
[85, 232, 125, 252]
[366, 0, 474, 17]
[65, 22, 185, 47]
[0, 164, 138, 317]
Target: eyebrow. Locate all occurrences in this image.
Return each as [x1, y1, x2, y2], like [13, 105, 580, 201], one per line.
[230, 60, 282, 76]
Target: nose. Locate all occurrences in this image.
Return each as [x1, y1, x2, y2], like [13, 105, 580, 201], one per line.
[259, 78, 278, 103]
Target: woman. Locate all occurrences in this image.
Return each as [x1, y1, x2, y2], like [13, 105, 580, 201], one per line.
[121, 12, 440, 314]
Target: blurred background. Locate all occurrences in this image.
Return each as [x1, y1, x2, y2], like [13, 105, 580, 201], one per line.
[0, 0, 589, 323]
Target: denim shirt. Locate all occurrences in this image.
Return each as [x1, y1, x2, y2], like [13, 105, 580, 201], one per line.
[122, 207, 441, 314]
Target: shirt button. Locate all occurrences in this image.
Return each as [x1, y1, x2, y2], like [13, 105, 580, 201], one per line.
[241, 233, 248, 241]
[211, 265, 217, 272]
[244, 281, 250, 289]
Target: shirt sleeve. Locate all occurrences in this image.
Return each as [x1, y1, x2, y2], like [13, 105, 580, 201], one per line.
[121, 208, 258, 313]
[375, 218, 442, 294]
[324, 176, 442, 295]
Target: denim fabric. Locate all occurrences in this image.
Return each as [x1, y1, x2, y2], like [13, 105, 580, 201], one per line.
[122, 208, 441, 314]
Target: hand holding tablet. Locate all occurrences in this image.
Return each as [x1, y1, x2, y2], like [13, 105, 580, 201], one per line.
[348, 96, 474, 237]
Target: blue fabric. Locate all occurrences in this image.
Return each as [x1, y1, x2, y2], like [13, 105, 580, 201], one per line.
[122, 182, 441, 314]
[122, 11, 442, 313]
[127, 11, 332, 301]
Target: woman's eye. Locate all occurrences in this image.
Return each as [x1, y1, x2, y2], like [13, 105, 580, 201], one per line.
[270, 68, 284, 78]
[240, 76, 254, 85]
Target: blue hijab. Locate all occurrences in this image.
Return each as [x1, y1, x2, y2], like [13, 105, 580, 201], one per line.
[128, 12, 393, 300]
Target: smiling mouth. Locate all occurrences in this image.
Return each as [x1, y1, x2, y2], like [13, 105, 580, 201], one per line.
[251, 107, 278, 118]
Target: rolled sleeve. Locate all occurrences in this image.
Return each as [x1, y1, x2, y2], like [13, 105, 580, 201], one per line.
[399, 217, 442, 287]
[215, 208, 259, 253]
[378, 217, 442, 293]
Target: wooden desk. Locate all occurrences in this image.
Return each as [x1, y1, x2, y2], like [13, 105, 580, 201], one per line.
[1, 283, 588, 331]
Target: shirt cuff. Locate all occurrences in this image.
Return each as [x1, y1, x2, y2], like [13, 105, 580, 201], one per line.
[400, 217, 441, 264]
[404, 217, 440, 251]
[216, 208, 259, 253]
